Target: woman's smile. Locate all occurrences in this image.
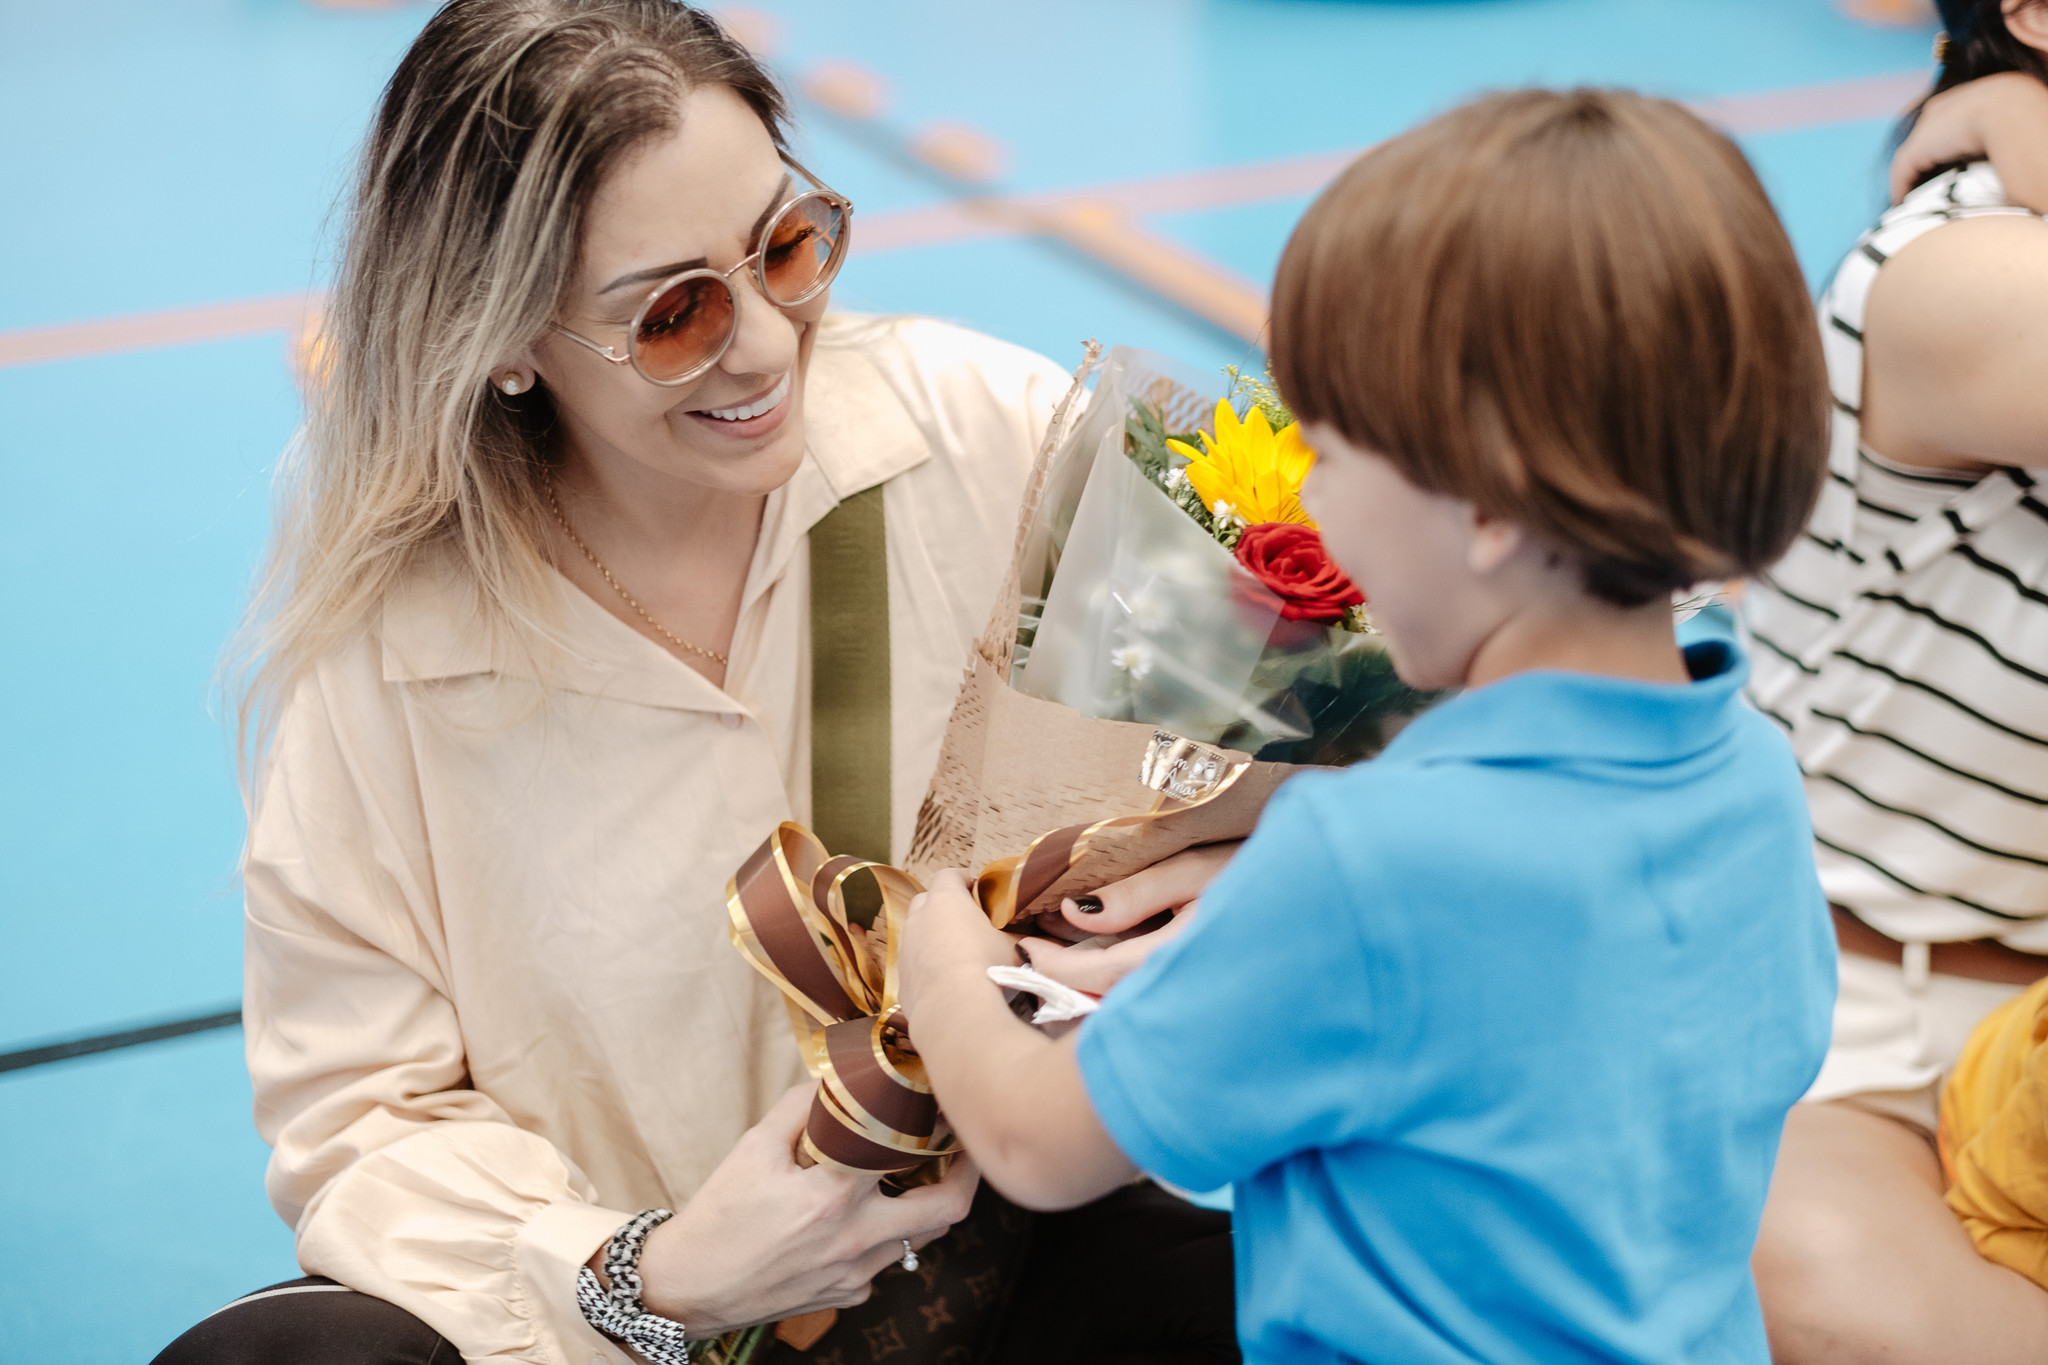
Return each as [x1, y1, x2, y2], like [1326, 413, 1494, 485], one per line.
[680, 369, 794, 440]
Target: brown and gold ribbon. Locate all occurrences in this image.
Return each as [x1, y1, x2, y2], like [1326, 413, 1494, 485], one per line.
[973, 731, 1252, 929]
[728, 825, 957, 1175]
[726, 731, 1251, 1175]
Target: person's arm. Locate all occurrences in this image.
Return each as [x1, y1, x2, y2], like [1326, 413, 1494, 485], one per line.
[252, 650, 974, 1360]
[1892, 74, 2048, 213]
[895, 871, 1138, 1211]
[1861, 211, 2048, 472]
[901, 785, 1389, 1214]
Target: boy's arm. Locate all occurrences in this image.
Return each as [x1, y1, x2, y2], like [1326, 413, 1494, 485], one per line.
[1892, 73, 2048, 212]
[897, 871, 1138, 1211]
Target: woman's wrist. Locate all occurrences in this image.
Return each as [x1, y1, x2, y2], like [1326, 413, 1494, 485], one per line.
[577, 1209, 696, 1360]
[631, 1216, 718, 1335]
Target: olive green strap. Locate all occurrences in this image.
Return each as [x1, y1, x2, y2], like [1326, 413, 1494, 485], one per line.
[809, 483, 892, 880]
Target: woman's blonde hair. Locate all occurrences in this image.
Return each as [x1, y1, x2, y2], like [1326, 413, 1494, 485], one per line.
[230, 0, 785, 773]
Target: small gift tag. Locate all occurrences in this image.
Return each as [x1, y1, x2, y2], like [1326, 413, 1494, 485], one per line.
[988, 963, 1102, 1024]
[774, 1308, 838, 1351]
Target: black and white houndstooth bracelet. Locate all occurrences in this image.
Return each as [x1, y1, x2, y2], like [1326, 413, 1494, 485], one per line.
[576, 1208, 692, 1365]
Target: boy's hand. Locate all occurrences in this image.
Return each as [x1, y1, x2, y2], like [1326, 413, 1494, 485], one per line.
[897, 869, 1019, 1021]
[895, 874, 1139, 1212]
[1893, 73, 2048, 212]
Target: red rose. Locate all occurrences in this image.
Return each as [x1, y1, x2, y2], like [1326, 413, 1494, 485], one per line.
[1233, 522, 1364, 623]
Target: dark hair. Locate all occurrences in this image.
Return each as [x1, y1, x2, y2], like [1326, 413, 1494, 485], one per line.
[1270, 89, 1830, 608]
[1899, 0, 2048, 168]
[1931, 0, 2048, 94]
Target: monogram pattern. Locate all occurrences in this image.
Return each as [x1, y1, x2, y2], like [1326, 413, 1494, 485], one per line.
[758, 1187, 1033, 1365]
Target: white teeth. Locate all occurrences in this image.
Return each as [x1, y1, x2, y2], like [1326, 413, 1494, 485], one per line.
[701, 373, 791, 422]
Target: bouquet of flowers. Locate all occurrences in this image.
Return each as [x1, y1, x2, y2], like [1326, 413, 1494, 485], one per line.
[898, 345, 1441, 926]
[1012, 347, 1437, 767]
[725, 345, 1445, 1192]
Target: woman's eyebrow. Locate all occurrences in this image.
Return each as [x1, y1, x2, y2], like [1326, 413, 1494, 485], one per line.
[597, 173, 795, 296]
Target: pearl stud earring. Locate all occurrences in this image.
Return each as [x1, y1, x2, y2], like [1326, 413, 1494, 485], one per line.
[502, 376, 523, 395]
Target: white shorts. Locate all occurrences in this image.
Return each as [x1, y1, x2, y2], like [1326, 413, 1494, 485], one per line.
[1803, 949, 2029, 1134]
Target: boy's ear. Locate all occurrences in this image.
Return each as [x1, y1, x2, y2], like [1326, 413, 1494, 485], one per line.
[1466, 507, 1525, 578]
[2008, 0, 2048, 57]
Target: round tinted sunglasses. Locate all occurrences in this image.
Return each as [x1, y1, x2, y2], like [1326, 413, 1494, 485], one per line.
[550, 155, 852, 387]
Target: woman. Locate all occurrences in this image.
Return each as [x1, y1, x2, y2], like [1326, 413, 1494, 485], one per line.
[153, 3, 1234, 1362]
[1744, 1, 2048, 1360]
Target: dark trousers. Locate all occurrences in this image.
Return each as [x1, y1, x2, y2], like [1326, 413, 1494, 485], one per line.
[152, 1182, 1237, 1365]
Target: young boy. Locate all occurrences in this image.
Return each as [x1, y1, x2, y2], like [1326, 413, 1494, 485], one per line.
[897, 89, 1838, 1365]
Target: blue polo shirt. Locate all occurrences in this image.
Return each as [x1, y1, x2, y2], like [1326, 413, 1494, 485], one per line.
[1077, 633, 1835, 1365]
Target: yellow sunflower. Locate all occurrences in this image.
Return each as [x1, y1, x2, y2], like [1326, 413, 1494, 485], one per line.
[1168, 400, 1315, 528]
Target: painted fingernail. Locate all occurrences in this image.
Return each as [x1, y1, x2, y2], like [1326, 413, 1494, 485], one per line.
[1073, 896, 1104, 915]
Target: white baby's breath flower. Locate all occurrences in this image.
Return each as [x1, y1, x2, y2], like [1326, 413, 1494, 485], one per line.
[1110, 643, 1153, 678]
[1164, 466, 1189, 491]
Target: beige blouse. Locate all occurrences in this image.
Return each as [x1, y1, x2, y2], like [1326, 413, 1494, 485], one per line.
[244, 314, 1068, 1363]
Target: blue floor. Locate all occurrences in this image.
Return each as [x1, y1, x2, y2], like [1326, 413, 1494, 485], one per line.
[0, 0, 1938, 1358]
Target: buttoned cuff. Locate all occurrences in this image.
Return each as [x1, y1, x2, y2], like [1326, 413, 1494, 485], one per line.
[516, 1200, 640, 1365]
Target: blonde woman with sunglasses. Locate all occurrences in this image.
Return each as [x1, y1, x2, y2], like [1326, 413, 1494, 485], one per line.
[151, 4, 1238, 1364]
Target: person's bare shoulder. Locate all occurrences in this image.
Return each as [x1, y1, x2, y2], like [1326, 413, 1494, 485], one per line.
[1862, 213, 2048, 472]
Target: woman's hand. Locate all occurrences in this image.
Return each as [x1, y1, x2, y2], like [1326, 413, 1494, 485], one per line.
[1020, 842, 1240, 997]
[1893, 73, 2048, 212]
[629, 1083, 980, 1336]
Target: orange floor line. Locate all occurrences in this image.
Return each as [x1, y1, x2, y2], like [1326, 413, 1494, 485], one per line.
[0, 68, 1931, 370]
[0, 294, 319, 370]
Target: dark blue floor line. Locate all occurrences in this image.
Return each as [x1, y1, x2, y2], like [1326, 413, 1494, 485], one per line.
[0, 1007, 243, 1075]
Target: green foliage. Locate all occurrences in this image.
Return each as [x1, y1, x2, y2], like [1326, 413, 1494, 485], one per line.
[1223, 361, 1292, 431]
[1125, 398, 1180, 483]
[1232, 638, 1445, 768]
[1124, 398, 1220, 540]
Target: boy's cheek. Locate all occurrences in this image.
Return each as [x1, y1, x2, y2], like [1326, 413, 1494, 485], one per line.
[1301, 468, 1376, 586]
[1300, 456, 1340, 528]
[1316, 521, 1379, 602]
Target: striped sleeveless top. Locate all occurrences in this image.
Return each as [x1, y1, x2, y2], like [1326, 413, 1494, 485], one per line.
[1743, 162, 2048, 949]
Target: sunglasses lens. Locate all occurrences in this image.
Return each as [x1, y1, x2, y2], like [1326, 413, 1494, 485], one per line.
[760, 196, 847, 305]
[634, 275, 735, 381]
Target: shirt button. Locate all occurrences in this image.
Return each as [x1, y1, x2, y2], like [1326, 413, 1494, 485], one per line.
[721, 712, 743, 730]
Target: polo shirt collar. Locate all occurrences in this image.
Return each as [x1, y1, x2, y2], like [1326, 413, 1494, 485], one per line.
[1381, 632, 1749, 769]
[377, 328, 931, 708]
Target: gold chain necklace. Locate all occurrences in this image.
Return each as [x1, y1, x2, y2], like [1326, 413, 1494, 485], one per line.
[545, 481, 730, 667]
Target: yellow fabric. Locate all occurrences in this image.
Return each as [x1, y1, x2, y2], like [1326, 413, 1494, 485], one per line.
[1940, 975, 2048, 1290]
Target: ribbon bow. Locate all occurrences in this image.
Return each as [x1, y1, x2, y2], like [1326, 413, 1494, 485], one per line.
[728, 827, 956, 1175]
[726, 732, 1251, 1176]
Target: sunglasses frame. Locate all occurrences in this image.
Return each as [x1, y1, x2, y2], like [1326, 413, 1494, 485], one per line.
[549, 153, 852, 387]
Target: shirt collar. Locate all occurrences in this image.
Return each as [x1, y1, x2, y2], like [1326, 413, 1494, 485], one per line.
[1379, 627, 1749, 770]
[739, 322, 932, 617]
[377, 316, 932, 707]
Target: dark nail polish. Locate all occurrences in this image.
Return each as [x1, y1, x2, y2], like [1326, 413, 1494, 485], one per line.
[1074, 896, 1104, 915]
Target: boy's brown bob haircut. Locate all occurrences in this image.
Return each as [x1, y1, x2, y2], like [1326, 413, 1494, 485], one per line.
[1271, 88, 1829, 606]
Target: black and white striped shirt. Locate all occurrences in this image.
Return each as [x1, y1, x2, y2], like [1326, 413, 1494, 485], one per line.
[1744, 162, 2048, 948]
